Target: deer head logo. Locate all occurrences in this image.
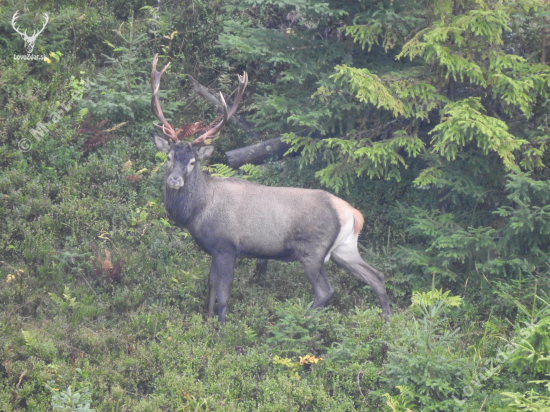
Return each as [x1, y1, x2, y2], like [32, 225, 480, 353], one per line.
[11, 11, 49, 55]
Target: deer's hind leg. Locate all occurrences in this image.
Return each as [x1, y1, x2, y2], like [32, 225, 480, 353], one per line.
[330, 243, 390, 319]
[301, 257, 334, 309]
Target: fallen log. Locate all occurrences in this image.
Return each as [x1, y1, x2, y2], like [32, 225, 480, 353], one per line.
[187, 75, 294, 168]
[225, 136, 292, 168]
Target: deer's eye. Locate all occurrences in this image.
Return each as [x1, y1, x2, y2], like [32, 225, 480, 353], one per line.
[189, 159, 196, 166]
[167, 153, 173, 162]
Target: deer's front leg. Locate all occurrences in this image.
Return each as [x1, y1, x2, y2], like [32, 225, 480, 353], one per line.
[207, 254, 237, 324]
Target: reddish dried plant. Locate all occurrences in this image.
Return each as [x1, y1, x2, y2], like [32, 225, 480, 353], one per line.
[170, 118, 224, 142]
[92, 248, 123, 283]
[126, 174, 141, 184]
[78, 120, 113, 149]
[175, 122, 206, 140]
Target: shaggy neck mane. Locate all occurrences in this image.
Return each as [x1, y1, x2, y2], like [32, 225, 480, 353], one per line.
[163, 161, 209, 227]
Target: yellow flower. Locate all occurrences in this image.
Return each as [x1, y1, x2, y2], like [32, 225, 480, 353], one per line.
[44, 57, 52, 64]
[299, 355, 324, 364]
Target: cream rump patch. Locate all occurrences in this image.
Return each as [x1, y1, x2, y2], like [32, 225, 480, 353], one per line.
[328, 195, 364, 235]
[324, 195, 365, 263]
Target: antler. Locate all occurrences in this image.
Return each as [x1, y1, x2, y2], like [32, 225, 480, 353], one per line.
[151, 53, 248, 145]
[189, 94, 228, 146]
[151, 53, 179, 142]
[190, 72, 248, 146]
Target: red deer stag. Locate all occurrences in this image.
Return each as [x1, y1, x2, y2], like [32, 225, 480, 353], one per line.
[150, 54, 391, 324]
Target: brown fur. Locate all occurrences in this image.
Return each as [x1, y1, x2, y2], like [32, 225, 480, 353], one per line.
[328, 195, 364, 235]
[351, 207, 364, 235]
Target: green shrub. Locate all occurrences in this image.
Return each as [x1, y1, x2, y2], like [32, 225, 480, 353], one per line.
[266, 298, 329, 356]
[502, 378, 550, 411]
[382, 289, 467, 411]
[507, 293, 550, 379]
[45, 367, 95, 412]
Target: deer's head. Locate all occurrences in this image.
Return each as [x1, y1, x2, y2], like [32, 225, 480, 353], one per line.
[150, 53, 247, 189]
[153, 138, 214, 189]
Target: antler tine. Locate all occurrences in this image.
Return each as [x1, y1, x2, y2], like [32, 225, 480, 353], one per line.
[190, 93, 228, 146]
[190, 72, 248, 146]
[226, 72, 248, 119]
[151, 53, 179, 142]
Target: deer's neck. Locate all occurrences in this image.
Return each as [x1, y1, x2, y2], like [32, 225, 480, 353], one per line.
[163, 164, 209, 227]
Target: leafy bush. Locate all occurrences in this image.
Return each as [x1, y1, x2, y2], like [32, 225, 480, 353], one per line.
[400, 172, 550, 290]
[79, 13, 177, 123]
[45, 367, 95, 412]
[266, 298, 329, 356]
[382, 289, 466, 411]
[502, 379, 550, 412]
[508, 294, 550, 379]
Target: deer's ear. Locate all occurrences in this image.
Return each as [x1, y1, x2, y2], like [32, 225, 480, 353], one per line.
[153, 133, 170, 153]
[196, 145, 215, 161]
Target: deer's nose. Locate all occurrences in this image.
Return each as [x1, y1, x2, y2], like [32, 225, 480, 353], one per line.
[167, 175, 184, 188]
